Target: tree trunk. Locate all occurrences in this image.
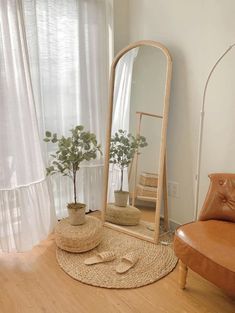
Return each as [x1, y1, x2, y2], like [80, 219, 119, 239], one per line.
[73, 170, 77, 204]
[120, 167, 124, 192]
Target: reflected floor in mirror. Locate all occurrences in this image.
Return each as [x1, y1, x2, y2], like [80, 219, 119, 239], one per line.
[91, 207, 173, 243]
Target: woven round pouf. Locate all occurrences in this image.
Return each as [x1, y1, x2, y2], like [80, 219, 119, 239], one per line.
[105, 203, 141, 226]
[55, 216, 103, 253]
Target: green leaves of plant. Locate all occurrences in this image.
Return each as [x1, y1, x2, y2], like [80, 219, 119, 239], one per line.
[109, 129, 148, 191]
[44, 131, 58, 143]
[44, 125, 102, 178]
[109, 130, 148, 169]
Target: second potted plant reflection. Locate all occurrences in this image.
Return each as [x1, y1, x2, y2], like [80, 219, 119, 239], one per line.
[109, 130, 147, 207]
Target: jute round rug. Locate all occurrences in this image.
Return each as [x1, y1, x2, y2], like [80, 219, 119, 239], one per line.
[56, 227, 177, 289]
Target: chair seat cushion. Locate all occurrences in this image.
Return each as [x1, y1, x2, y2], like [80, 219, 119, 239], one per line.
[174, 220, 235, 296]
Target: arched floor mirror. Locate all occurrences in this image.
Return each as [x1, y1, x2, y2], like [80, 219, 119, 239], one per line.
[102, 40, 172, 243]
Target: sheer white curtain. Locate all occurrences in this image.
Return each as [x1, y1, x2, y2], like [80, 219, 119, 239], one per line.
[23, 0, 112, 218]
[108, 48, 138, 202]
[0, 0, 56, 252]
[112, 48, 139, 134]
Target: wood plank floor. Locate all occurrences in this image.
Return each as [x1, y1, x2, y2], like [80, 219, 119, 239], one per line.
[0, 232, 234, 313]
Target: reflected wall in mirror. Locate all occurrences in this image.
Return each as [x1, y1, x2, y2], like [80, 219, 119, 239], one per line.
[102, 41, 172, 243]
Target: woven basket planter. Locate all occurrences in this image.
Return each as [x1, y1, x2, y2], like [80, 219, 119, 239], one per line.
[55, 216, 103, 253]
[67, 203, 86, 225]
[114, 190, 129, 207]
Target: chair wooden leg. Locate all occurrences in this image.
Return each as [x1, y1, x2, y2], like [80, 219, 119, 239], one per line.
[179, 260, 188, 289]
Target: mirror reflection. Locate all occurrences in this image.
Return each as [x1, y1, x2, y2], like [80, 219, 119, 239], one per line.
[105, 45, 167, 240]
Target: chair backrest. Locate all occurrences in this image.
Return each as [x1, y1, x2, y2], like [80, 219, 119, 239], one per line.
[199, 173, 235, 222]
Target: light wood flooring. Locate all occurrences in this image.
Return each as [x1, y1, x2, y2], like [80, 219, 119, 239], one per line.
[0, 209, 235, 313]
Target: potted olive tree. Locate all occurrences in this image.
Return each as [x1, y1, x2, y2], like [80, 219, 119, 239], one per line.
[44, 125, 102, 225]
[109, 129, 147, 207]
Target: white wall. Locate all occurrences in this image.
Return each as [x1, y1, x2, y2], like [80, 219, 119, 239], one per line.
[114, 0, 235, 224]
[198, 49, 235, 211]
[113, 0, 129, 54]
[129, 47, 166, 179]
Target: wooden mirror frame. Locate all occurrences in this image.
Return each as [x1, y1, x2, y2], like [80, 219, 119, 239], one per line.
[101, 40, 172, 244]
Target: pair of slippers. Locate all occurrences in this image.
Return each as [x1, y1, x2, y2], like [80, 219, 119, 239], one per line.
[84, 250, 139, 274]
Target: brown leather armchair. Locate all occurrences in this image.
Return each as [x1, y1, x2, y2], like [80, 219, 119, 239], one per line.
[174, 173, 235, 297]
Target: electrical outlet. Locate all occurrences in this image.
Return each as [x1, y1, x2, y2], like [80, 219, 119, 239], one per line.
[168, 181, 179, 198]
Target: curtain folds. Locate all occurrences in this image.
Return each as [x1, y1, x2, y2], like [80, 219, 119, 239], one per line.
[0, 0, 56, 252]
[112, 48, 139, 134]
[108, 48, 138, 202]
[0, 0, 112, 251]
[0, 180, 56, 252]
[23, 0, 111, 216]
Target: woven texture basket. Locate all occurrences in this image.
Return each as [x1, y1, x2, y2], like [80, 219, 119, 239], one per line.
[136, 184, 157, 198]
[56, 227, 177, 289]
[105, 203, 141, 226]
[55, 216, 103, 253]
[139, 172, 158, 187]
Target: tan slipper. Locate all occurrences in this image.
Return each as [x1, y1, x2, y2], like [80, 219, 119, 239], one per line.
[84, 251, 116, 265]
[116, 251, 139, 274]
